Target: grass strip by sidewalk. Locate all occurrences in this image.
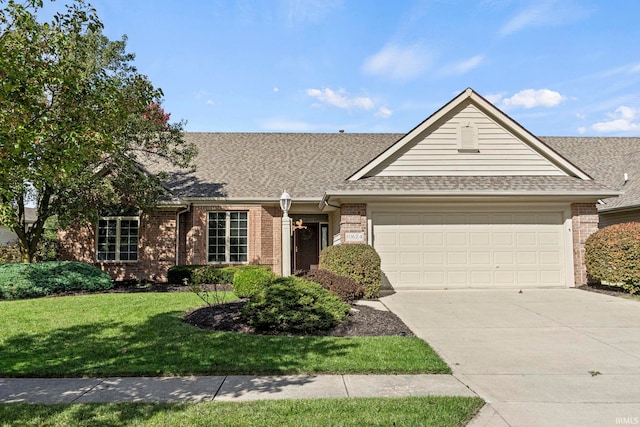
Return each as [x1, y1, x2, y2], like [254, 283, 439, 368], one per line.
[0, 397, 484, 427]
[0, 293, 450, 377]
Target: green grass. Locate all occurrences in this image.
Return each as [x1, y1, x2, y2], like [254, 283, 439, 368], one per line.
[0, 293, 450, 377]
[0, 397, 484, 426]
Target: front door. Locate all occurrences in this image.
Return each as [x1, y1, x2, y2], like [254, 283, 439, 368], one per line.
[294, 222, 319, 271]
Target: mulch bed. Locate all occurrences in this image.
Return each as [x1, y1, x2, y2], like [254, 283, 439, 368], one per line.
[184, 300, 415, 337]
[578, 283, 636, 298]
[47, 282, 415, 337]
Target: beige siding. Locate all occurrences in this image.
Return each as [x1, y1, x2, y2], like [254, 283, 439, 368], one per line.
[373, 104, 567, 177]
[599, 209, 640, 228]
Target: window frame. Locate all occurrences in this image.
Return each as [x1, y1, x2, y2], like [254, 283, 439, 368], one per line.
[96, 214, 140, 263]
[207, 211, 249, 264]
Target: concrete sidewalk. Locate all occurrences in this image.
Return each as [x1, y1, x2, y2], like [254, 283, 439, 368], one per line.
[0, 374, 477, 404]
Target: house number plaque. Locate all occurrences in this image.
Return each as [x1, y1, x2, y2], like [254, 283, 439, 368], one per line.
[345, 232, 365, 242]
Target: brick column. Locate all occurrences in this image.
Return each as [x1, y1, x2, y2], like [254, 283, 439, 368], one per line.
[340, 203, 368, 244]
[571, 203, 599, 286]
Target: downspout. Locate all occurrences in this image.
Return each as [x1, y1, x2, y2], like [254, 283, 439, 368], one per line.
[175, 204, 191, 266]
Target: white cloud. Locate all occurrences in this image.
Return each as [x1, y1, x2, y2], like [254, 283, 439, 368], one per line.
[442, 55, 484, 75]
[206, 100, 216, 105]
[591, 106, 640, 133]
[501, 89, 566, 109]
[375, 106, 393, 119]
[484, 93, 505, 104]
[281, 0, 342, 26]
[499, 0, 592, 36]
[306, 87, 374, 111]
[273, 87, 280, 93]
[362, 42, 433, 80]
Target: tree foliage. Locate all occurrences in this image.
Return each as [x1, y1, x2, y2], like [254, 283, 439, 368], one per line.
[0, 0, 197, 262]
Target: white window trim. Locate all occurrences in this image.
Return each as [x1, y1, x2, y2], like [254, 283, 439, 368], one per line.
[207, 211, 249, 264]
[96, 215, 140, 263]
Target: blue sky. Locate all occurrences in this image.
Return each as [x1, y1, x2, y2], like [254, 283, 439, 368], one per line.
[86, 0, 640, 136]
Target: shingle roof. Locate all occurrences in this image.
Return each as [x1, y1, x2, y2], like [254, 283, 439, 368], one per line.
[542, 137, 640, 211]
[151, 133, 637, 207]
[158, 132, 400, 200]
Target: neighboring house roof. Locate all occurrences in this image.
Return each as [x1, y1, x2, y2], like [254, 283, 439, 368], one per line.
[543, 137, 640, 212]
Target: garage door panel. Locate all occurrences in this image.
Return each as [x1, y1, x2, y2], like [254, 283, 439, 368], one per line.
[516, 232, 537, 246]
[424, 252, 444, 264]
[400, 270, 422, 286]
[399, 232, 420, 246]
[494, 252, 514, 264]
[495, 270, 516, 284]
[470, 252, 491, 265]
[470, 232, 490, 246]
[493, 232, 515, 246]
[539, 232, 560, 245]
[471, 270, 492, 284]
[447, 271, 468, 285]
[446, 232, 467, 245]
[541, 270, 562, 284]
[400, 252, 421, 265]
[423, 232, 444, 246]
[516, 251, 537, 264]
[374, 209, 567, 289]
[540, 251, 560, 265]
[446, 251, 467, 265]
[517, 270, 538, 284]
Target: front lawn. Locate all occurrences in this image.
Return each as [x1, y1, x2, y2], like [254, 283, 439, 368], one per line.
[0, 293, 450, 377]
[0, 397, 484, 426]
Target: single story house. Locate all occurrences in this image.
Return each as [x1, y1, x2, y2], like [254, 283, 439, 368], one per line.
[0, 207, 37, 245]
[59, 88, 640, 290]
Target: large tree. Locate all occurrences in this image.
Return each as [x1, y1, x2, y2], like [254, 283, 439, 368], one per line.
[0, 0, 196, 262]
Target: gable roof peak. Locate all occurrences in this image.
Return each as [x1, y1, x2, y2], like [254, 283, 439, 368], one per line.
[347, 88, 592, 181]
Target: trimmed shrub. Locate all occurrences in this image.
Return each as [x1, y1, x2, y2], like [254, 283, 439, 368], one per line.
[297, 269, 364, 304]
[585, 222, 640, 293]
[167, 265, 205, 284]
[242, 276, 350, 334]
[192, 266, 239, 285]
[319, 244, 382, 299]
[232, 266, 275, 298]
[168, 265, 238, 285]
[0, 261, 113, 300]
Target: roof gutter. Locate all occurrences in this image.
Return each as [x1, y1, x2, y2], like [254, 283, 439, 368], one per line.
[324, 189, 622, 198]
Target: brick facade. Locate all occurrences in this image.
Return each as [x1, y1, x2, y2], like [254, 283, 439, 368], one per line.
[59, 201, 601, 287]
[571, 202, 599, 286]
[183, 205, 281, 273]
[339, 203, 368, 244]
[60, 205, 283, 282]
[58, 210, 177, 282]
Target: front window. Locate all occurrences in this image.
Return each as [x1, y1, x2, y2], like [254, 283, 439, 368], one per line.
[208, 211, 248, 263]
[97, 207, 139, 262]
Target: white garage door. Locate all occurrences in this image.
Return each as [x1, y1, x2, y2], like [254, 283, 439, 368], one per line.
[372, 209, 569, 289]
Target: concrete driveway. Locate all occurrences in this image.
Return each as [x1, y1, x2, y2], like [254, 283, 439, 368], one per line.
[382, 289, 640, 427]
